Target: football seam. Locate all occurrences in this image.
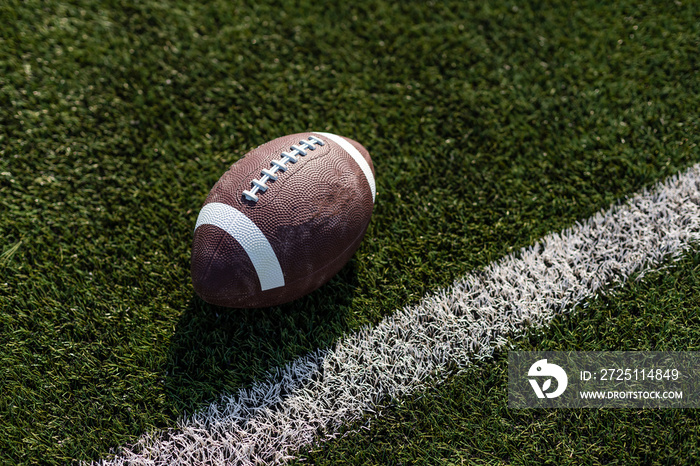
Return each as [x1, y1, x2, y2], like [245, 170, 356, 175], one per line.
[195, 221, 371, 306]
[193, 202, 286, 293]
[314, 132, 376, 203]
[197, 224, 228, 295]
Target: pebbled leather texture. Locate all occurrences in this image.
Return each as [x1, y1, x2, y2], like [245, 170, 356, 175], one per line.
[191, 132, 375, 308]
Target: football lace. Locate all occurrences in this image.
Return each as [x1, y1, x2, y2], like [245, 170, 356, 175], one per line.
[243, 135, 326, 202]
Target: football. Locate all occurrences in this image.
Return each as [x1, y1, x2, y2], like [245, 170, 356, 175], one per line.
[191, 132, 376, 308]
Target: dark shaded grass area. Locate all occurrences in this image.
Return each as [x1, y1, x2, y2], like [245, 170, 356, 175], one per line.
[299, 251, 700, 465]
[0, 0, 698, 463]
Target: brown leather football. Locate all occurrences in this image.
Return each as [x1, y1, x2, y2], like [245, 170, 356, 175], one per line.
[191, 132, 376, 308]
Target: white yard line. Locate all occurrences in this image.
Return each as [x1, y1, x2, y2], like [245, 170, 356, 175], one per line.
[95, 164, 700, 465]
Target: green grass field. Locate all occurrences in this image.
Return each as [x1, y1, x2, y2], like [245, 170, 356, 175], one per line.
[298, 252, 700, 465]
[1, 0, 699, 464]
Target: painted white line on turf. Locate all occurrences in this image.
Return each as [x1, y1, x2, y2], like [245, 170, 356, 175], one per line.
[94, 164, 700, 466]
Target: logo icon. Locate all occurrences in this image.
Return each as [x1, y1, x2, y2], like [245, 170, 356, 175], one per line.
[528, 359, 568, 399]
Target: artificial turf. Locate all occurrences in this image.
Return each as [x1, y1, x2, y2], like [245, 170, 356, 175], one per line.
[296, 249, 700, 465]
[1, 0, 699, 464]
